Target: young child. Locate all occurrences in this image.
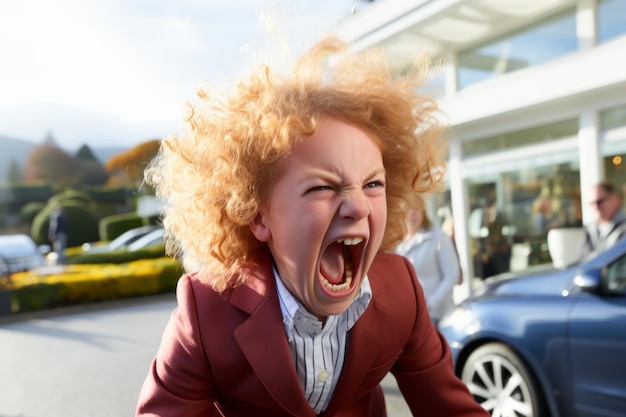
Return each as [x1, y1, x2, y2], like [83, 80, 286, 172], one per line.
[136, 38, 489, 417]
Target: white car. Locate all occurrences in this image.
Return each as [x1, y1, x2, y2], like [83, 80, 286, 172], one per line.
[127, 227, 165, 251]
[0, 234, 46, 275]
[81, 225, 162, 253]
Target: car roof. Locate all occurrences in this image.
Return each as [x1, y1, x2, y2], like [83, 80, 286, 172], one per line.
[127, 227, 165, 251]
[108, 225, 162, 249]
[0, 234, 39, 258]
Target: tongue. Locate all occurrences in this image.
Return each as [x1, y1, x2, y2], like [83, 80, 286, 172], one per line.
[320, 242, 345, 285]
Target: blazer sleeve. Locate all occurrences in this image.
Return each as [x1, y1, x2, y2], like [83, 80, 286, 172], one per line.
[392, 257, 489, 417]
[135, 275, 220, 417]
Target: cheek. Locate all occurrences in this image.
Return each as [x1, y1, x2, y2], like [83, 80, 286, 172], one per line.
[370, 199, 388, 235]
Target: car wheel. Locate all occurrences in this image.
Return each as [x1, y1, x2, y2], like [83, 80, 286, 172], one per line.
[461, 342, 546, 417]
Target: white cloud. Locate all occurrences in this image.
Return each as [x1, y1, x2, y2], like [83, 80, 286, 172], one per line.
[0, 0, 350, 149]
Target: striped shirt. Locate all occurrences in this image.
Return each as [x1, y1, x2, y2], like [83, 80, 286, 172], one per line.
[274, 268, 372, 413]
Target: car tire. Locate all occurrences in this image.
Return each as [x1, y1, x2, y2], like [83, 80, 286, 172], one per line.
[461, 342, 547, 417]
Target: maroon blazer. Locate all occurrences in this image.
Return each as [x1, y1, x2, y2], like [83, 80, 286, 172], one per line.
[136, 251, 488, 417]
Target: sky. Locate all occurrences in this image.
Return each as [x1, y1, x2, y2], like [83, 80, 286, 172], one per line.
[0, 0, 355, 151]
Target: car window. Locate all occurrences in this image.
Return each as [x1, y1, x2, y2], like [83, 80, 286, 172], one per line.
[606, 255, 626, 295]
[127, 228, 164, 251]
[109, 226, 159, 250]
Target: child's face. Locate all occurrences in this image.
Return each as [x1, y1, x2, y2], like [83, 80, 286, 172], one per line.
[250, 117, 387, 320]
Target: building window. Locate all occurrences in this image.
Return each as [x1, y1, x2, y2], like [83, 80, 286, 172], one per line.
[457, 9, 577, 90]
[467, 162, 581, 281]
[601, 104, 626, 131]
[598, 0, 626, 43]
[601, 104, 626, 193]
[463, 119, 581, 281]
[463, 119, 579, 157]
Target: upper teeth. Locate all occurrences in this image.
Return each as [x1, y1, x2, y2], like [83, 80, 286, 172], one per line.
[336, 238, 363, 245]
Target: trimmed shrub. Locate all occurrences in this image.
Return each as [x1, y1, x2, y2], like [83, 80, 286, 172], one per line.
[48, 189, 94, 206]
[83, 186, 133, 204]
[12, 282, 65, 311]
[143, 214, 161, 226]
[19, 201, 46, 224]
[10, 257, 182, 313]
[0, 182, 54, 211]
[99, 212, 144, 241]
[66, 243, 166, 265]
[31, 201, 100, 247]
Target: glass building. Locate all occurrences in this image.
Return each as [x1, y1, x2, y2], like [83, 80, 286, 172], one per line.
[331, 0, 626, 298]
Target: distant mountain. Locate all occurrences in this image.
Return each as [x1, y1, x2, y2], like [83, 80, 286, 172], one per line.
[0, 135, 128, 182]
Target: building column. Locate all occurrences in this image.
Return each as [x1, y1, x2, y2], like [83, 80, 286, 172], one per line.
[577, 0, 598, 50]
[579, 110, 603, 224]
[443, 51, 458, 96]
[448, 138, 473, 300]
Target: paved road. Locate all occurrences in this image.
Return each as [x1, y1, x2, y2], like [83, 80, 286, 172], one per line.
[0, 295, 411, 417]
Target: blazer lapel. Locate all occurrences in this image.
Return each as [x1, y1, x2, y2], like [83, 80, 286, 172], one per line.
[323, 265, 394, 415]
[230, 254, 316, 417]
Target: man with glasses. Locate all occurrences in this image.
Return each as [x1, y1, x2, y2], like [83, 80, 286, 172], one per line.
[578, 181, 626, 260]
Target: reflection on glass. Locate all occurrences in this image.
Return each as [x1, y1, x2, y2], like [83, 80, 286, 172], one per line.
[458, 9, 577, 90]
[601, 104, 626, 194]
[467, 164, 581, 281]
[601, 104, 626, 131]
[598, 0, 626, 42]
[463, 119, 578, 157]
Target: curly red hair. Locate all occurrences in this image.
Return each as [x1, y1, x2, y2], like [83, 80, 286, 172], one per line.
[145, 38, 447, 292]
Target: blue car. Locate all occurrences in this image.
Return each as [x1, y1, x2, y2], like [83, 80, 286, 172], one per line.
[439, 237, 626, 417]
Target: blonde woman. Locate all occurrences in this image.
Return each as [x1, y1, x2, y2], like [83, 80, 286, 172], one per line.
[396, 205, 460, 326]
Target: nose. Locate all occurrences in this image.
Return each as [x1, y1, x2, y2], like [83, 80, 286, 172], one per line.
[339, 189, 370, 220]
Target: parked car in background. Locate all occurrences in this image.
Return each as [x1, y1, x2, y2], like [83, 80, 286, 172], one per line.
[80, 225, 162, 254]
[440, 236, 626, 417]
[126, 227, 165, 251]
[0, 234, 47, 274]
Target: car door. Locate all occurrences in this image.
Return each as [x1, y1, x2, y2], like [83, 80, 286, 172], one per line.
[568, 255, 626, 417]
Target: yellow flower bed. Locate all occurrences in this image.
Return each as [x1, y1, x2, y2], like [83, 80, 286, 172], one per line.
[8, 257, 182, 313]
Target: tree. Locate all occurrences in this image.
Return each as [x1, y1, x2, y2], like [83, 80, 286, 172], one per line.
[105, 139, 161, 188]
[75, 144, 99, 162]
[24, 143, 79, 189]
[77, 160, 109, 186]
[43, 131, 57, 145]
[75, 144, 109, 186]
[6, 158, 23, 182]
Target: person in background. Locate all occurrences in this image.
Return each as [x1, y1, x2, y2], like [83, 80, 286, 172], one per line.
[532, 182, 561, 233]
[48, 207, 68, 264]
[578, 181, 626, 260]
[396, 204, 460, 326]
[135, 38, 489, 417]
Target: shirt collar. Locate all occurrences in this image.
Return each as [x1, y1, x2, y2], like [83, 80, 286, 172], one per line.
[274, 266, 372, 337]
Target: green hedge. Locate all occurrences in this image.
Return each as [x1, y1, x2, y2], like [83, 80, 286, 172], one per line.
[99, 212, 145, 241]
[0, 182, 54, 211]
[10, 257, 182, 313]
[83, 186, 132, 204]
[31, 201, 100, 247]
[66, 243, 166, 265]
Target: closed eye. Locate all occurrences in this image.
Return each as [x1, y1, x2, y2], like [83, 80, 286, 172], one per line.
[306, 185, 333, 193]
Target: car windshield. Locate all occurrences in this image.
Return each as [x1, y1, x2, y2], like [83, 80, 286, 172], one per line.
[108, 226, 160, 250]
[127, 228, 164, 251]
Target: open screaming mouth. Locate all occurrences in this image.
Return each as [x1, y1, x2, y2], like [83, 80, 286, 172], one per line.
[320, 238, 364, 293]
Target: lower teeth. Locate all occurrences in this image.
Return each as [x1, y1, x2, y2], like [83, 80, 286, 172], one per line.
[322, 255, 354, 292]
[323, 277, 352, 292]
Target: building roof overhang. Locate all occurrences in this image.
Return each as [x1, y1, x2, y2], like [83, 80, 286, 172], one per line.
[332, 0, 576, 67]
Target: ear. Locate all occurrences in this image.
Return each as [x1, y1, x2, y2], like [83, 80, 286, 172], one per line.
[249, 211, 271, 242]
